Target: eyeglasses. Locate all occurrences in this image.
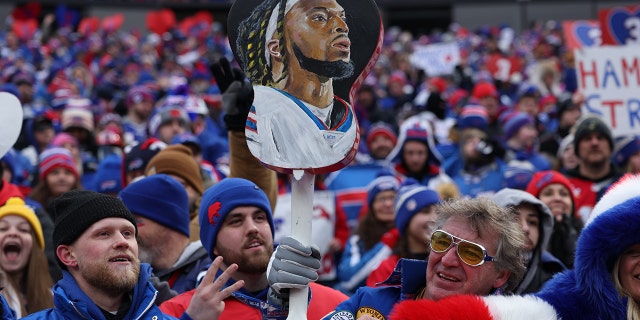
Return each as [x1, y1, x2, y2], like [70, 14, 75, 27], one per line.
[429, 229, 496, 267]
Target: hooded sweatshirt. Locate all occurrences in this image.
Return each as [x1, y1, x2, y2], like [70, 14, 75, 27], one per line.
[493, 188, 565, 294]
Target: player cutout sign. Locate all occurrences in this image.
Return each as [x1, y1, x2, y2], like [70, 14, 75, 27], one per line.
[227, 0, 383, 319]
[575, 45, 640, 136]
[228, 0, 383, 174]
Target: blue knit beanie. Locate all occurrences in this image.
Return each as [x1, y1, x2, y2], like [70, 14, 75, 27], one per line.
[366, 175, 400, 207]
[118, 174, 190, 237]
[93, 154, 123, 195]
[199, 178, 274, 257]
[394, 184, 440, 236]
[501, 111, 534, 141]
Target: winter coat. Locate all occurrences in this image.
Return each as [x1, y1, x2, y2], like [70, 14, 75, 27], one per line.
[160, 276, 347, 320]
[323, 259, 426, 320]
[337, 235, 392, 294]
[23, 264, 185, 320]
[493, 188, 566, 294]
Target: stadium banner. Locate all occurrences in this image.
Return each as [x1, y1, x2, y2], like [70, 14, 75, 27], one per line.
[575, 45, 640, 136]
[562, 20, 601, 50]
[599, 5, 640, 46]
[410, 42, 460, 76]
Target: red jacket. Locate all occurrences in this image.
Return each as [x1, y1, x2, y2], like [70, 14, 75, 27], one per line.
[160, 282, 348, 320]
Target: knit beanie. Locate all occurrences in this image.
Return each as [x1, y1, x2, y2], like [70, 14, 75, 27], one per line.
[123, 138, 167, 174]
[366, 175, 400, 208]
[148, 106, 190, 136]
[51, 132, 79, 148]
[472, 81, 498, 100]
[39, 147, 79, 180]
[457, 104, 489, 131]
[366, 122, 398, 149]
[501, 111, 534, 141]
[199, 178, 274, 257]
[573, 117, 613, 155]
[0, 197, 45, 249]
[504, 160, 535, 190]
[62, 106, 94, 132]
[126, 85, 155, 107]
[51, 190, 137, 268]
[93, 154, 123, 195]
[119, 174, 190, 237]
[393, 184, 440, 236]
[525, 170, 576, 214]
[145, 144, 204, 194]
[612, 135, 640, 167]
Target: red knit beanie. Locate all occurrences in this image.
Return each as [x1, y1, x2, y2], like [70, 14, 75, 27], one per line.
[525, 171, 576, 207]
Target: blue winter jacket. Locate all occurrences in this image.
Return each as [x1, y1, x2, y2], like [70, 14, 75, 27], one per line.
[0, 294, 15, 320]
[325, 259, 426, 319]
[23, 263, 186, 320]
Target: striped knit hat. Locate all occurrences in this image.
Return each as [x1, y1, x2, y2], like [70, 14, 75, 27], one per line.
[39, 147, 78, 180]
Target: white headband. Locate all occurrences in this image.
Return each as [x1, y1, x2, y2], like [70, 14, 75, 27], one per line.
[264, 0, 300, 66]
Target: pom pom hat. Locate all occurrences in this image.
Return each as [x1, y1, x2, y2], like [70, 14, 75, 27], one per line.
[199, 178, 274, 256]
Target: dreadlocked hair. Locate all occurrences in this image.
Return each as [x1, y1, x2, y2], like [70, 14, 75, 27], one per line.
[237, 0, 289, 86]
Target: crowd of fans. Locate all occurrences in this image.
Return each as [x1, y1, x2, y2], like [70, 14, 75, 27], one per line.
[1, 6, 640, 317]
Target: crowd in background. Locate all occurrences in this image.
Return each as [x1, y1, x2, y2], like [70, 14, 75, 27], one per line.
[1, 5, 640, 316]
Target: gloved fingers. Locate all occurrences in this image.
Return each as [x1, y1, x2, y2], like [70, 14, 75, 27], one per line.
[272, 268, 318, 285]
[232, 67, 247, 82]
[310, 244, 321, 260]
[222, 81, 243, 115]
[211, 57, 233, 92]
[278, 237, 313, 256]
[275, 248, 321, 270]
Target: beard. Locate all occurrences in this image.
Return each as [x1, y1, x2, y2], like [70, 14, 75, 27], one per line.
[292, 44, 354, 80]
[215, 235, 273, 274]
[79, 254, 141, 295]
[137, 242, 161, 266]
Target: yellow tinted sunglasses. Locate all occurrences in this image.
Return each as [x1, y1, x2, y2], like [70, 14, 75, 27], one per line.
[430, 229, 496, 267]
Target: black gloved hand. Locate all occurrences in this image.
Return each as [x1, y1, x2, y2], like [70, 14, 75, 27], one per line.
[210, 57, 255, 132]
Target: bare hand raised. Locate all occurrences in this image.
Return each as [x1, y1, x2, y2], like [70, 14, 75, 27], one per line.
[185, 256, 244, 320]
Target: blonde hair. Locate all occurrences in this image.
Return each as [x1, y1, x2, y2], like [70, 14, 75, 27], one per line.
[613, 256, 640, 320]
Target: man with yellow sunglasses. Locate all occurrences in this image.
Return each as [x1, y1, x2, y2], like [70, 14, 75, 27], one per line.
[321, 197, 527, 320]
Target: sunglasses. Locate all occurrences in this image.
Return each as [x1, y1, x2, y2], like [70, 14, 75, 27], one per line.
[429, 229, 496, 267]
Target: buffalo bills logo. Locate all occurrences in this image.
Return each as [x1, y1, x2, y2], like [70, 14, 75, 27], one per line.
[208, 202, 222, 225]
[536, 172, 555, 189]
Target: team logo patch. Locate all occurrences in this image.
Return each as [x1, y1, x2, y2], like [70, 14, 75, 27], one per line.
[406, 199, 417, 211]
[208, 202, 222, 225]
[356, 307, 385, 319]
[328, 311, 355, 320]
